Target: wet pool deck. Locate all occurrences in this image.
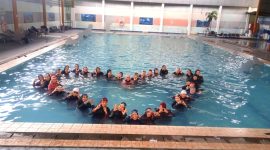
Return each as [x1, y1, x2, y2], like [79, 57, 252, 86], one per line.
[193, 35, 270, 64]
[0, 122, 270, 149]
[0, 30, 270, 149]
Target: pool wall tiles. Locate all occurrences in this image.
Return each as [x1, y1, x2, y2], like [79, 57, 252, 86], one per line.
[74, 0, 250, 34]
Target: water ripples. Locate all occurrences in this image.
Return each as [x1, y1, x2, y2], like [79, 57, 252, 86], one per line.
[0, 34, 270, 127]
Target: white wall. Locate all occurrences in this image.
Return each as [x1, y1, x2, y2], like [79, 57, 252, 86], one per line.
[46, 3, 61, 27]
[104, 2, 130, 31]
[74, 0, 103, 29]
[163, 5, 189, 33]
[0, 0, 14, 33]
[133, 4, 161, 32]
[191, 6, 218, 34]
[17, 0, 43, 31]
[219, 7, 248, 34]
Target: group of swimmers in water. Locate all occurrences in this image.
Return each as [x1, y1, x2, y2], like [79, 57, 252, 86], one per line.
[33, 64, 204, 125]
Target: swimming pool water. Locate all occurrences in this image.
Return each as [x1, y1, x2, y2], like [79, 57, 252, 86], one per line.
[0, 33, 270, 128]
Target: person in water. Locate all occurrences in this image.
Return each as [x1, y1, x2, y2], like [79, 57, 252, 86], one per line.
[186, 69, 193, 81]
[116, 72, 123, 81]
[105, 69, 114, 80]
[65, 88, 80, 101]
[188, 86, 200, 99]
[48, 75, 60, 93]
[43, 73, 51, 89]
[140, 108, 157, 125]
[125, 109, 142, 125]
[131, 72, 139, 84]
[61, 65, 70, 77]
[147, 69, 153, 79]
[72, 64, 82, 76]
[122, 74, 132, 85]
[160, 65, 168, 76]
[154, 68, 159, 77]
[182, 81, 191, 91]
[92, 67, 104, 78]
[110, 102, 127, 122]
[77, 94, 94, 110]
[173, 67, 184, 77]
[139, 70, 147, 80]
[155, 102, 173, 118]
[194, 69, 204, 85]
[172, 90, 191, 109]
[55, 69, 62, 80]
[189, 82, 201, 95]
[92, 97, 111, 118]
[33, 74, 45, 88]
[81, 67, 90, 77]
[49, 85, 65, 97]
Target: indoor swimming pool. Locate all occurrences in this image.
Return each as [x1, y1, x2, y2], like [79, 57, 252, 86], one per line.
[0, 33, 269, 128]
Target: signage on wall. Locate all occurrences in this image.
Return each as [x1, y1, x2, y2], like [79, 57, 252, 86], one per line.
[139, 17, 153, 25]
[196, 20, 209, 27]
[48, 13, 55, 21]
[81, 14, 96, 22]
[23, 12, 33, 23]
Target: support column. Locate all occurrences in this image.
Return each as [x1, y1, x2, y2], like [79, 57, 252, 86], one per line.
[187, 4, 193, 35]
[244, 7, 252, 34]
[102, 0, 105, 29]
[130, 1, 134, 31]
[254, 0, 261, 34]
[42, 0, 47, 26]
[215, 5, 222, 33]
[159, 3, 164, 32]
[61, 0, 64, 26]
[12, 0, 19, 34]
[71, 0, 75, 28]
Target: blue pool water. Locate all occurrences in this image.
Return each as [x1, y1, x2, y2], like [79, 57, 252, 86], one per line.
[0, 33, 270, 128]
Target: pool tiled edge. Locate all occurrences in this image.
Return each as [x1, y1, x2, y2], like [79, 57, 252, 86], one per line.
[1, 122, 270, 138]
[0, 122, 270, 149]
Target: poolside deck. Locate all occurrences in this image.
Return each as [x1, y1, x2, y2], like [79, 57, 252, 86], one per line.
[194, 36, 270, 64]
[0, 122, 269, 149]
